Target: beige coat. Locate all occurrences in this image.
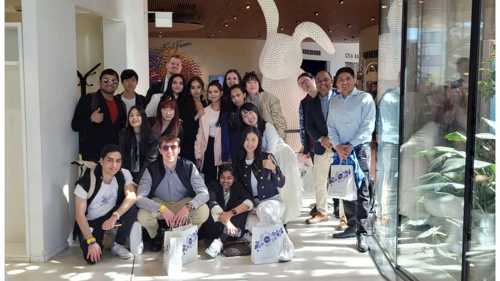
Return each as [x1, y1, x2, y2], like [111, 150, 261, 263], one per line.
[252, 91, 288, 140]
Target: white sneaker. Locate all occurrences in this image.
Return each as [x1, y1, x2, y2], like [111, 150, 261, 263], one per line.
[111, 242, 134, 259]
[205, 238, 223, 258]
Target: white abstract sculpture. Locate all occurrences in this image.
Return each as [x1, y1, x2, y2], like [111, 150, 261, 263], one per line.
[257, 0, 335, 150]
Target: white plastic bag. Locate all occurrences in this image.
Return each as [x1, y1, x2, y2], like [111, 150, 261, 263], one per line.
[251, 224, 287, 264]
[163, 236, 183, 275]
[328, 164, 357, 201]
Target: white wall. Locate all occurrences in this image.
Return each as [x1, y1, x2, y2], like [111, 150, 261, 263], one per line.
[19, 0, 149, 261]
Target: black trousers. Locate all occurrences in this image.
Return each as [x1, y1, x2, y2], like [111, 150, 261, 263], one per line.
[202, 136, 218, 185]
[343, 143, 371, 234]
[77, 206, 138, 263]
[199, 210, 248, 242]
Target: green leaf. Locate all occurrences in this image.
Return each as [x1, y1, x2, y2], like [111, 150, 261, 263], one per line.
[474, 159, 493, 170]
[482, 117, 496, 131]
[441, 158, 466, 172]
[418, 172, 450, 184]
[476, 133, 496, 140]
[445, 131, 467, 142]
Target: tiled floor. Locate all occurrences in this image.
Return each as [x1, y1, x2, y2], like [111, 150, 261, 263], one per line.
[6, 191, 384, 281]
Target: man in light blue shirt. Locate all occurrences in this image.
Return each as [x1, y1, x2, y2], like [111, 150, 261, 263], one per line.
[327, 67, 375, 253]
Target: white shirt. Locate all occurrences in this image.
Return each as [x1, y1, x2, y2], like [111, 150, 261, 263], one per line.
[246, 159, 258, 197]
[146, 93, 162, 117]
[121, 95, 136, 115]
[74, 169, 134, 221]
[204, 106, 220, 137]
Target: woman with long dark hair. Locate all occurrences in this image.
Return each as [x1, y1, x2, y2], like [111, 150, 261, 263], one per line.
[194, 81, 230, 184]
[222, 69, 242, 111]
[119, 106, 158, 182]
[145, 74, 185, 117]
[188, 76, 208, 121]
[151, 97, 182, 138]
[239, 102, 303, 224]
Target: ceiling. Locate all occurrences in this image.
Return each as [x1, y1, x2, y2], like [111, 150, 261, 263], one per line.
[148, 0, 380, 42]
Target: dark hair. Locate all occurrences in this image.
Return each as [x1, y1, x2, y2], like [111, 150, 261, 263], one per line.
[316, 70, 332, 79]
[100, 144, 121, 159]
[218, 163, 235, 178]
[126, 106, 152, 137]
[169, 54, 182, 61]
[335, 67, 355, 79]
[207, 80, 225, 126]
[242, 71, 264, 93]
[297, 72, 314, 81]
[159, 134, 181, 147]
[121, 69, 139, 82]
[208, 80, 223, 92]
[152, 97, 181, 138]
[187, 76, 207, 103]
[223, 69, 242, 94]
[165, 74, 185, 99]
[239, 102, 266, 133]
[100, 68, 119, 81]
[229, 84, 244, 93]
[240, 126, 264, 165]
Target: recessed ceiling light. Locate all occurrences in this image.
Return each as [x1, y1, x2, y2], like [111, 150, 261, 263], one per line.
[418, 0, 424, 3]
[245, 4, 251, 10]
[295, 20, 301, 24]
[233, 15, 238, 20]
[339, 0, 344, 5]
[327, 29, 333, 33]
[347, 24, 352, 28]
[280, 26, 285, 31]
[224, 23, 230, 28]
[314, 11, 320, 16]
[370, 17, 375, 22]
[218, 29, 222, 33]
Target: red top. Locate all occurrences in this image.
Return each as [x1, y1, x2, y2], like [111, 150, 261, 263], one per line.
[105, 99, 118, 124]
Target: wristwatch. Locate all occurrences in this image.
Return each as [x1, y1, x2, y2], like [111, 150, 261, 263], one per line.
[185, 202, 195, 210]
[231, 209, 237, 215]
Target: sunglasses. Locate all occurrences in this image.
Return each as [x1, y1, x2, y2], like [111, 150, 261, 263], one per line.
[102, 79, 119, 85]
[161, 144, 179, 151]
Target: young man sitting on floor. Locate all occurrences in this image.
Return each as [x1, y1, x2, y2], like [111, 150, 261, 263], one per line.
[74, 144, 138, 264]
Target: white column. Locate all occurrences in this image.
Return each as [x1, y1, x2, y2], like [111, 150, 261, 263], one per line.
[21, 0, 79, 261]
[103, 19, 127, 73]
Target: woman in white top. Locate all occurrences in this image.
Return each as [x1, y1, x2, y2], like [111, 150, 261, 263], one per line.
[239, 103, 303, 223]
[195, 81, 227, 184]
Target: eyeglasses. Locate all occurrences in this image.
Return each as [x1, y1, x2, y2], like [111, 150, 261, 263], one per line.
[161, 144, 179, 151]
[102, 79, 119, 85]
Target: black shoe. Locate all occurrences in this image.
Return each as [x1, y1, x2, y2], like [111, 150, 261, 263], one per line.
[148, 232, 164, 252]
[309, 205, 318, 216]
[332, 226, 356, 238]
[356, 234, 368, 253]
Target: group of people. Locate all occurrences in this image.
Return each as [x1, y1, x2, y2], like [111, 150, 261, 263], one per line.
[70, 53, 375, 264]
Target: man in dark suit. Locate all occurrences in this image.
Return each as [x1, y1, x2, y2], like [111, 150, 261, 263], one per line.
[303, 70, 336, 224]
[145, 55, 183, 105]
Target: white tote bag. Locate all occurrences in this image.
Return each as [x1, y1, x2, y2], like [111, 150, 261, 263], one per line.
[163, 224, 198, 275]
[251, 224, 287, 264]
[328, 163, 358, 201]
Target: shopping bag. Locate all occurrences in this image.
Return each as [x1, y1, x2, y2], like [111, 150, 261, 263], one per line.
[251, 224, 287, 264]
[163, 235, 183, 275]
[163, 224, 198, 272]
[328, 162, 357, 201]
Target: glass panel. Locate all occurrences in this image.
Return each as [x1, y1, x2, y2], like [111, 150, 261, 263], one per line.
[397, 1, 471, 280]
[373, 0, 402, 262]
[467, 0, 495, 280]
[5, 26, 20, 62]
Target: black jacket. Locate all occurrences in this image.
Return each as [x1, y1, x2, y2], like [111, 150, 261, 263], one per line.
[235, 153, 285, 205]
[118, 129, 159, 183]
[177, 94, 198, 162]
[207, 181, 252, 211]
[305, 95, 330, 155]
[116, 93, 147, 111]
[299, 95, 314, 155]
[71, 91, 127, 161]
[145, 79, 167, 105]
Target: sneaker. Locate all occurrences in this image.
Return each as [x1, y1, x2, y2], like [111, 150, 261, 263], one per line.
[332, 226, 356, 238]
[205, 238, 223, 258]
[111, 242, 134, 259]
[305, 213, 329, 224]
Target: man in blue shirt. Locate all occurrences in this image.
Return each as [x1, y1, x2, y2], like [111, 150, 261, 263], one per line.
[327, 67, 375, 253]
